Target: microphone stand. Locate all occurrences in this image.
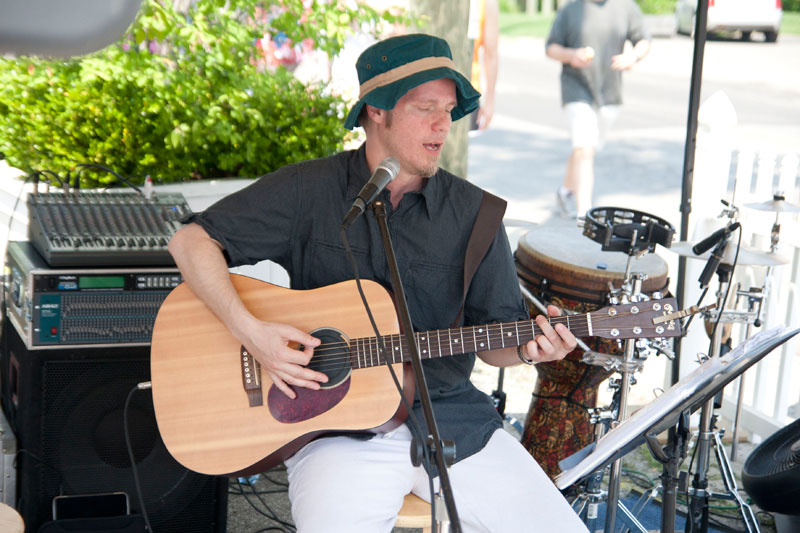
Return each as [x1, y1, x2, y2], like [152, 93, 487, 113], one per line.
[686, 237, 761, 533]
[371, 200, 461, 533]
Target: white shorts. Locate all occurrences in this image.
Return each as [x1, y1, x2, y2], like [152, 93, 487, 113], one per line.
[565, 101, 621, 150]
[284, 423, 589, 533]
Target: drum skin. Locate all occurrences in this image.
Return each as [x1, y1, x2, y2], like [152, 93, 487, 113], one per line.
[516, 225, 668, 479]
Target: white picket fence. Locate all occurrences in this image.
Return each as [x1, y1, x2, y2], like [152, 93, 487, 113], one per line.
[684, 92, 800, 440]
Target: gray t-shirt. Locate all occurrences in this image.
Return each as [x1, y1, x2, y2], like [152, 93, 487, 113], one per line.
[546, 0, 650, 106]
[185, 145, 528, 471]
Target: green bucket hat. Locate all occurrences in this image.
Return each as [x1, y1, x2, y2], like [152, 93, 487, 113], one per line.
[344, 33, 481, 130]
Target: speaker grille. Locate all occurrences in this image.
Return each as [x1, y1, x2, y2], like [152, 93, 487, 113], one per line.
[3, 322, 227, 532]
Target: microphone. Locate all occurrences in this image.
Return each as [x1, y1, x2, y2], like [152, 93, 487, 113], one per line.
[341, 157, 400, 230]
[698, 239, 728, 289]
[692, 222, 740, 256]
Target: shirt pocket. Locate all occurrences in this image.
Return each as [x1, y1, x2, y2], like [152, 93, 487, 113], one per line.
[307, 239, 371, 288]
[404, 259, 462, 330]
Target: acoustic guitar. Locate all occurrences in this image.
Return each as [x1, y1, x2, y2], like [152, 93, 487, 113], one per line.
[150, 274, 681, 476]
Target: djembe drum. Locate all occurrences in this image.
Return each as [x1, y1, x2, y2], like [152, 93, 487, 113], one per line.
[515, 223, 669, 479]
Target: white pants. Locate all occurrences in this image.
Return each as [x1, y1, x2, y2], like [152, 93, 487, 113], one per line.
[565, 101, 620, 150]
[284, 424, 589, 533]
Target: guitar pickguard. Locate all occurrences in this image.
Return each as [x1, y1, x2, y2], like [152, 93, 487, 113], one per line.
[267, 379, 351, 423]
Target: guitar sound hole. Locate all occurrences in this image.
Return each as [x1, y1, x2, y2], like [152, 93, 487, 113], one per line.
[302, 327, 351, 389]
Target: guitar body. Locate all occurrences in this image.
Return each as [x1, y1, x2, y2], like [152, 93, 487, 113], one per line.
[150, 275, 409, 476]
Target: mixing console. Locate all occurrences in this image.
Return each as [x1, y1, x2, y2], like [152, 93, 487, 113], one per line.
[27, 190, 190, 266]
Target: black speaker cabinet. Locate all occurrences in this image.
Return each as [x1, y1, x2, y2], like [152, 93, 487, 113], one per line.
[0, 319, 228, 533]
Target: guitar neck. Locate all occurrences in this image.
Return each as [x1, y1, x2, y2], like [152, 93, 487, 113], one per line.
[350, 315, 591, 369]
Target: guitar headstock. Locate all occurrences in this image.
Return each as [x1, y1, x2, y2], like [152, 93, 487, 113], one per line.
[589, 298, 682, 339]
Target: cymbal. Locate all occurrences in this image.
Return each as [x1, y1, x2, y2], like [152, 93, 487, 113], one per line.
[669, 241, 789, 266]
[744, 197, 800, 213]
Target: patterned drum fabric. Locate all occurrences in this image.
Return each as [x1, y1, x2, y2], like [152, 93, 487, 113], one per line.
[515, 224, 668, 479]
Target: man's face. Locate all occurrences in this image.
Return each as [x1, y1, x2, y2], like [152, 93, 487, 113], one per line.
[379, 77, 457, 178]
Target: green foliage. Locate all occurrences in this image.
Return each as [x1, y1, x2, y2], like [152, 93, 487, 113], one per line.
[498, 12, 555, 38]
[499, 0, 524, 13]
[784, 0, 800, 12]
[635, 0, 675, 15]
[0, 0, 403, 187]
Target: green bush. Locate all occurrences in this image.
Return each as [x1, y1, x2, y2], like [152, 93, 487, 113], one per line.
[0, 0, 400, 187]
[784, 0, 800, 11]
[499, 0, 524, 13]
[635, 0, 676, 14]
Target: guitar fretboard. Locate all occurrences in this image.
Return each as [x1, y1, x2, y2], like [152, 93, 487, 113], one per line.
[242, 297, 679, 385]
[346, 315, 594, 369]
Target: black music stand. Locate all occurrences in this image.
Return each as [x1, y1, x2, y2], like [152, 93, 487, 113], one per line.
[555, 326, 799, 532]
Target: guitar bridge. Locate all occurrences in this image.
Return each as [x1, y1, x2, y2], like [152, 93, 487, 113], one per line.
[241, 346, 263, 407]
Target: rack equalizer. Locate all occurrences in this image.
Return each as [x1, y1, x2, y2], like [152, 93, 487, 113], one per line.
[4, 241, 181, 349]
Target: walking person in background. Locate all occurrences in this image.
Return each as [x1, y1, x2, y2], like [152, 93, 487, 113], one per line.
[468, 0, 499, 131]
[545, 0, 651, 218]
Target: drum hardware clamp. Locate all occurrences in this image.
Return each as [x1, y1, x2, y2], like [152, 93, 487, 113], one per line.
[653, 303, 716, 324]
[582, 351, 646, 374]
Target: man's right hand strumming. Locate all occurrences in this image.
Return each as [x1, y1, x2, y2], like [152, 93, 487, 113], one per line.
[232, 317, 326, 400]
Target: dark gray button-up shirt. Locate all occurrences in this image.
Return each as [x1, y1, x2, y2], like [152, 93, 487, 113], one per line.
[186, 144, 528, 468]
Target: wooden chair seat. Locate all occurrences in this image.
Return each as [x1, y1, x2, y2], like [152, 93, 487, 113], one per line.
[394, 493, 432, 532]
[0, 503, 24, 533]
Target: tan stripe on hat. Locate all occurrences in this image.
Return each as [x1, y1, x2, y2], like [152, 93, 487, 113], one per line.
[358, 56, 457, 99]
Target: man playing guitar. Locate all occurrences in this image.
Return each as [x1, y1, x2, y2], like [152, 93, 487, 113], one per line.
[167, 33, 588, 533]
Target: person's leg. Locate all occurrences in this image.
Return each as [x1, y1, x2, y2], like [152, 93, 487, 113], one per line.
[411, 429, 589, 533]
[561, 102, 599, 218]
[284, 425, 415, 533]
[596, 105, 621, 151]
[565, 146, 595, 217]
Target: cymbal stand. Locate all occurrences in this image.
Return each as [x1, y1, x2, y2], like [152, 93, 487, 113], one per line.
[730, 213, 780, 461]
[729, 283, 765, 461]
[685, 260, 761, 533]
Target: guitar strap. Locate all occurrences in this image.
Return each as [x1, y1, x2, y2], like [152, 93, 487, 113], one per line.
[450, 190, 507, 328]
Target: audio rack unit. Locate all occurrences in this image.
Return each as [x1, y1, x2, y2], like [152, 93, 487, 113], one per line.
[4, 241, 181, 349]
[27, 190, 191, 267]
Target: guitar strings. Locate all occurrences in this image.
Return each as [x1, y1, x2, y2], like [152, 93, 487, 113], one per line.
[291, 309, 664, 372]
[308, 309, 653, 356]
[306, 310, 656, 369]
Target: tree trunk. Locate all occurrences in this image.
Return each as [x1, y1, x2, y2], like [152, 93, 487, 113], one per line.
[408, 0, 472, 179]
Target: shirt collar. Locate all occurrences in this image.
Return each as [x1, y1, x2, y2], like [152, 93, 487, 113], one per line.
[346, 143, 443, 216]
[346, 143, 373, 199]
